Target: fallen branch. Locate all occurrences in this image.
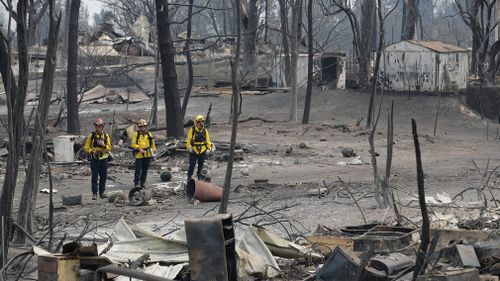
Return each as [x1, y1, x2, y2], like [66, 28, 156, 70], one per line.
[238, 116, 276, 123]
[11, 222, 37, 243]
[0, 251, 33, 280]
[451, 187, 488, 209]
[337, 177, 367, 224]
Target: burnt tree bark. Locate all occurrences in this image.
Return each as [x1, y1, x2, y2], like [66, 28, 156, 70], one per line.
[486, 40, 500, 83]
[278, 0, 291, 86]
[365, 0, 380, 130]
[401, 0, 419, 40]
[411, 119, 430, 280]
[367, 0, 394, 209]
[15, 0, 61, 244]
[0, 0, 29, 267]
[242, 0, 258, 78]
[289, 0, 302, 122]
[302, 0, 313, 124]
[156, 0, 182, 138]
[66, 0, 80, 134]
[358, 0, 375, 87]
[219, 0, 242, 214]
[180, 0, 194, 121]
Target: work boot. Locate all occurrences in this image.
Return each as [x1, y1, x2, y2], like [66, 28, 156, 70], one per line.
[92, 194, 97, 200]
[99, 193, 108, 199]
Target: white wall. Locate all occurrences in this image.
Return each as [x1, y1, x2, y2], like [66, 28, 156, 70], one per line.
[437, 52, 468, 91]
[381, 42, 468, 92]
[381, 50, 436, 92]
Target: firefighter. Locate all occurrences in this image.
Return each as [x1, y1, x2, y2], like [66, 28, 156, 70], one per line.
[84, 118, 112, 200]
[131, 119, 156, 188]
[186, 115, 215, 181]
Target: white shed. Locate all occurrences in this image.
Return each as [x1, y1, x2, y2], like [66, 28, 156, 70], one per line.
[380, 40, 469, 92]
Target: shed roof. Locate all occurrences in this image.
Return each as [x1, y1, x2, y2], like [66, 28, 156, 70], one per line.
[406, 40, 468, 53]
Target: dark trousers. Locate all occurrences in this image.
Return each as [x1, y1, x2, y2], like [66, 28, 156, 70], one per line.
[134, 157, 151, 187]
[90, 159, 108, 195]
[188, 152, 205, 180]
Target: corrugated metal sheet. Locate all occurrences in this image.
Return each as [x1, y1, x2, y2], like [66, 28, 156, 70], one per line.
[407, 40, 468, 53]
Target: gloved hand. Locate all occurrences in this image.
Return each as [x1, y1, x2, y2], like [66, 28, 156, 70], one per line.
[211, 144, 216, 152]
[189, 147, 194, 153]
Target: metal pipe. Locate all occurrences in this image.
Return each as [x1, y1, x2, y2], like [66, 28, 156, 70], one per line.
[94, 265, 174, 281]
[186, 179, 223, 202]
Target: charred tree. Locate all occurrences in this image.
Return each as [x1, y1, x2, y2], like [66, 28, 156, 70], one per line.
[411, 119, 430, 279]
[66, 0, 81, 134]
[328, 0, 374, 88]
[358, 0, 375, 87]
[278, 0, 291, 86]
[0, 0, 29, 266]
[289, 0, 302, 122]
[16, 0, 61, 243]
[302, 0, 314, 124]
[455, 0, 496, 82]
[220, 0, 242, 214]
[401, 0, 419, 40]
[156, 0, 182, 138]
[180, 0, 194, 121]
[242, 0, 258, 78]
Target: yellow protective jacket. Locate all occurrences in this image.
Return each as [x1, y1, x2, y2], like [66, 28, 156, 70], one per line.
[131, 131, 156, 159]
[84, 131, 112, 160]
[186, 126, 212, 155]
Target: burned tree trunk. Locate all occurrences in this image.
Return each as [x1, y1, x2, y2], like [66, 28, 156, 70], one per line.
[289, 0, 302, 122]
[366, 0, 381, 129]
[358, 0, 375, 87]
[401, 0, 419, 40]
[455, 0, 496, 80]
[220, 0, 242, 214]
[242, 0, 258, 78]
[278, 0, 291, 86]
[181, 0, 194, 121]
[156, 0, 182, 138]
[0, 0, 29, 266]
[16, 0, 61, 243]
[486, 40, 500, 84]
[411, 119, 430, 279]
[302, 0, 313, 124]
[66, 0, 80, 135]
[0, 33, 18, 98]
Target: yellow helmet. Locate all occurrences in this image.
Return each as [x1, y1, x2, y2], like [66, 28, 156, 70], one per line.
[195, 115, 205, 122]
[137, 119, 148, 127]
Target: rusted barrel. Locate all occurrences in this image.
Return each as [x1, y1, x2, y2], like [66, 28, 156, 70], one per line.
[186, 179, 223, 202]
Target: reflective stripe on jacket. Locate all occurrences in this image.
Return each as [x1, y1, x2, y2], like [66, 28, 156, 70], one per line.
[131, 131, 156, 159]
[186, 126, 211, 155]
[84, 132, 111, 160]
